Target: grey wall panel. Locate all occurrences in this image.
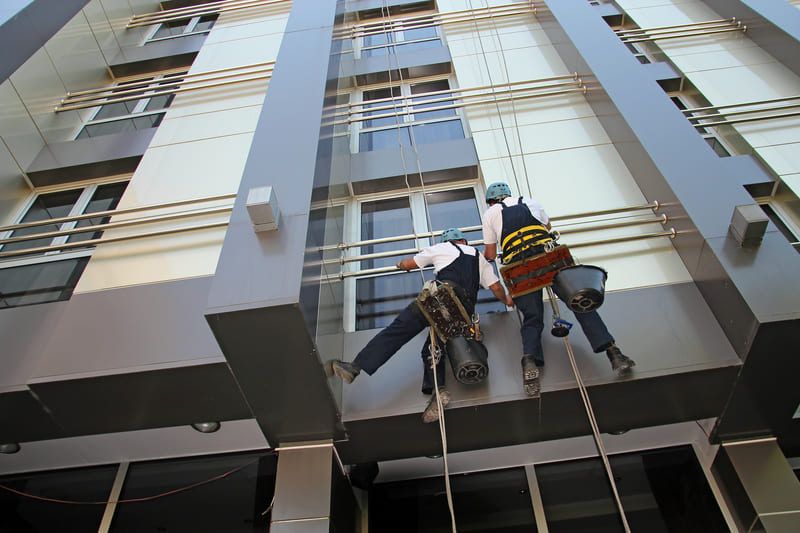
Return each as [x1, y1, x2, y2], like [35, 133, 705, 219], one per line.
[32, 276, 224, 379]
[206, 305, 344, 445]
[206, 0, 345, 446]
[351, 46, 452, 86]
[336, 282, 741, 461]
[0, 0, 90, 83]
[702, 0, 800, 79]
[0, 301, 68, 389]
[0, 389, 64, 442]
[349, 137, 478, 194]
[28, 363, 252, 437]
[26, 128, 157, 186]
[109, 34, 205, 78]
[539, 0, 800, 454]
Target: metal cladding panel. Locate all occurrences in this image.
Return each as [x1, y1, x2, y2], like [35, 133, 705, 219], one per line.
[0, 0, 90, 83]
[108, 34, 205, 78]
[539, 0, 800, 452]
[206, 305, 344, 446]
[27, 363, 252, 437]
[0, 389, 64, 443]
[336, 283, 742, 463]
[336, 366, 739, 464]
[701, 0, 800, 79]
[714, 319, 800, 455]
[26, 128, 157, 187]
[271, 444, 333, 523]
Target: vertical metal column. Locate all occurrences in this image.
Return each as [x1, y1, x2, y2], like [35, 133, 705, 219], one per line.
[97, 462, 129, 533]
[270, 441, 335, 532]
[713, 438, 800, 532]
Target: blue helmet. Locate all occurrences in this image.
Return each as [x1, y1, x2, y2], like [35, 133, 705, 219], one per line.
[441, 227, 465, 242]
[485, 182, 512, 202]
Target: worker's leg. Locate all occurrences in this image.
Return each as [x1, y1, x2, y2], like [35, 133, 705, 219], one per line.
[420, 335, 447, 395]
[352, 303, 427, 375]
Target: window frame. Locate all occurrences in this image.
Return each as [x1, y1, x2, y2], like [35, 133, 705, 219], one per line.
[74, 71, 186, 140]
[0, 176, 130, 269]
[143, 14, 217, 44]
[353, 10, 443, 60]
[337, 181, 486, 332]
[669, 93, 737, 157]
[347, 74, 468, 154]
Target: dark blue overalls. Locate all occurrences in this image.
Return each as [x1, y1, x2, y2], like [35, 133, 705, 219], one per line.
[353, 242, 480, 394]
[501, 199, 614, 366]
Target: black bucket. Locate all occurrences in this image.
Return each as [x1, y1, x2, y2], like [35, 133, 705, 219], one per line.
[446, 336, 489, 385]
[552, 265, 607, 313]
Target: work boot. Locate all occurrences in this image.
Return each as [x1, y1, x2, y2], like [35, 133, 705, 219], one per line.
[521, 355, 542, 398]
[422, 388, 451, 423]
[606, 346, 635, 374]
[331, 360, 361, 384]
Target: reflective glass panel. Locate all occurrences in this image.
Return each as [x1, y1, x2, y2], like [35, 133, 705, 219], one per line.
[0, 464, 116, 530]
[356, 197, 418, 330]
[0, 257, 90, 308]
[363, 87, 401, 128]
[2, 189, 83, 254]
[110, 452, 276, 532]
[369, 467, 538, 532]
[68, 181, 129, 244]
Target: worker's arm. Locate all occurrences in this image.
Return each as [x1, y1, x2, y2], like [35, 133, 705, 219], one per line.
[396, 257, 419, 271]
[489, 281, 513, 307]
[484, 243, 497, 261]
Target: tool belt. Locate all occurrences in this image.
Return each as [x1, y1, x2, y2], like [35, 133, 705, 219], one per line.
[414, 280, 474, 342]
[416, 281, 489, 385]
[500, 244, 575, 298]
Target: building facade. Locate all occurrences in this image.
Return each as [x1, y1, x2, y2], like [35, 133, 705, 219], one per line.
[1, 0, 799, 530]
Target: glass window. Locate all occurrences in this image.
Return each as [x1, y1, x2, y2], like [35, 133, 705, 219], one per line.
[0, 181, 128, 308]
[0, 464, 118, 531]
[355, 78, 466, 153]
[368, 466, 538, 532]
[110, 452, 275, 532]
[536, 445, 728, 532]
[357, 14, 441, 58]
[76, 73, 184, 139]
[352, 186, 503, 331]
[356, 197, 419, 330]
[146, 14, 217, 43]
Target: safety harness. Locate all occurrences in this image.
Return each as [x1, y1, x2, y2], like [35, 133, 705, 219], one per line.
[500, 197, 554, 264]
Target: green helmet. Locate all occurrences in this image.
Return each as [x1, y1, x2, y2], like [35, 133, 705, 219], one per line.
[441, 228, 465, 242]
[485, 182, 512, 202]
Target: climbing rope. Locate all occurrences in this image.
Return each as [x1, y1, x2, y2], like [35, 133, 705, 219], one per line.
[376, 2, 458, 529]
[546, 287, 631, 532]
[429, 329, 458, 533]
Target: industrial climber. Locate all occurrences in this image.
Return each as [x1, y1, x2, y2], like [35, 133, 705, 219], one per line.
[330, 228, 513, 423]
[481, 182, 635, 398]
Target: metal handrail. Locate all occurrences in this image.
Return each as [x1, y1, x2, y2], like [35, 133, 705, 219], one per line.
[127, 0, 291, 28]
[0, 206, 232, 246]
[333, 2, 536, 40]
[691, 110, 800, 128]
[0, 222, 229, 260]
[315, 215, 667, 267]
[623, 26, 744, 44]
[319, 229, 677, 281]
[329, 75, 578, 115]
[681, 95, 800, 114]
[56, 65, 273, 113]
[614, 18, 735, 35]
[316, 201, 660, 252]
[0, 194, 236, 233]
